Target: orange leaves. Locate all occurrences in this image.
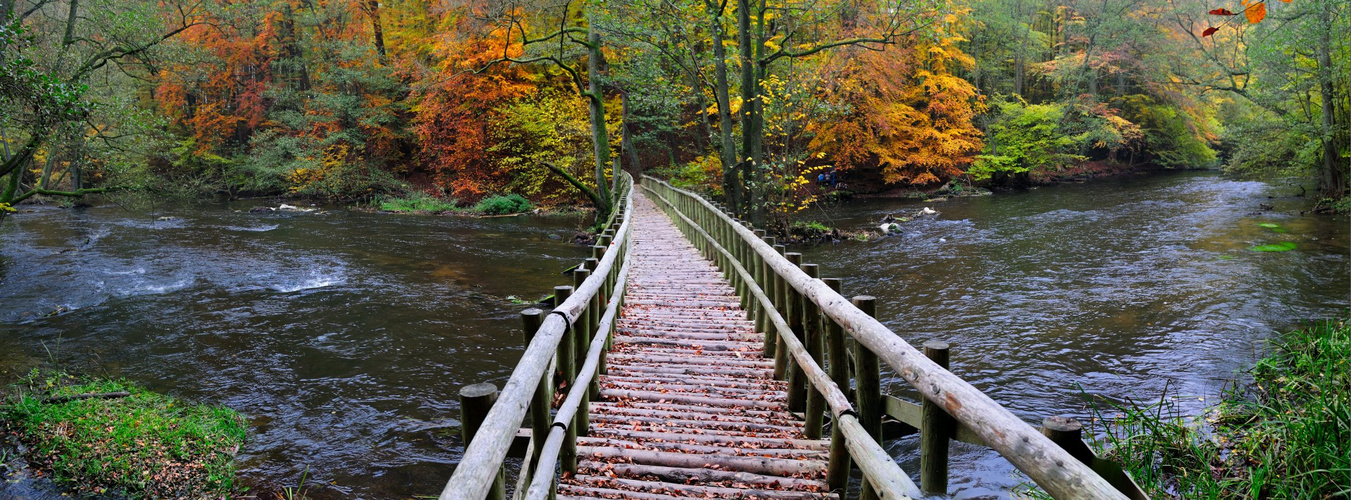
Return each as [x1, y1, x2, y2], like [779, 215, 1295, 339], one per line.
[1244, 2, 1267, 23]
[1205, 0, 1273, 35]
[808, 21, 983, 188]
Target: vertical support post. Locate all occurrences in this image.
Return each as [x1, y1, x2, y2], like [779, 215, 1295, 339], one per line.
[760, 236, 778, 356]
[800, 263, 825, 439]
[920, 340, 952, 495]
[459, 383, 506, 500]
[821, 278, 852, 492]
[521, 308, 554, 500]
[1041, 416, 1094, 465]
[572, 270, 593, 437]
[771, 244, 788, 378]
[783, 252, 805, 412]
[851, 296, 882, 500]
[553, 286, 578, 473]
[751, 229, 767, 333]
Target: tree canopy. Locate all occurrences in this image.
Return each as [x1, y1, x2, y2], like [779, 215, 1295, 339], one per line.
[1, 0, 1345, 219]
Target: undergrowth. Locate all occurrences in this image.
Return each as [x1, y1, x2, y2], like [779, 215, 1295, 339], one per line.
[0, 370, 248, 498]
[1087, 318, 1350, 499]
[473, 193, 532, 215]
[378, 192, 460, 213]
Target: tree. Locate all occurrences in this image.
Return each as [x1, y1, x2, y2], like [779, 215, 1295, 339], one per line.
[810, 12, 985, 187]
[1, 0, 202, 209]
[467, 0, 621, 219]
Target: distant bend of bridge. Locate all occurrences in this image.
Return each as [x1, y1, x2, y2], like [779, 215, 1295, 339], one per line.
[440, 174, 1144, 500]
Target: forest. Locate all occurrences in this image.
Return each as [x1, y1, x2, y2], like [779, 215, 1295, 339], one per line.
[1, 0, 1347, 224]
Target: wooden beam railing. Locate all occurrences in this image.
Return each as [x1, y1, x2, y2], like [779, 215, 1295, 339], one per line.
[640, 176, 1130, 500]
[440, 172, 634, 500]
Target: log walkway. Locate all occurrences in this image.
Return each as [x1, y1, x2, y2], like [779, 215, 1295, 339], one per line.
[556, 193, 834, 500]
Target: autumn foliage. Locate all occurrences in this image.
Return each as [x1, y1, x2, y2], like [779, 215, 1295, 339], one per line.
[810, 16, 984, 186]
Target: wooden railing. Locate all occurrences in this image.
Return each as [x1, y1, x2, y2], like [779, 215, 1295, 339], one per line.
[640, 176, 1138, 500]
[440, 172, 634, 500]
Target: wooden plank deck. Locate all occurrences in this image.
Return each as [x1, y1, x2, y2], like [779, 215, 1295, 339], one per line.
[556, 193, 835, 500]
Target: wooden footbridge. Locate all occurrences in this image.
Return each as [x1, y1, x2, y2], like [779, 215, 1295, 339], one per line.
[441, 174, 1145, 500]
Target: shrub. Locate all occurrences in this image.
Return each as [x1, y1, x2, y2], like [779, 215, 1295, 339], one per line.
[970, 97, 1084, 181]
[473, 193, 532, 215]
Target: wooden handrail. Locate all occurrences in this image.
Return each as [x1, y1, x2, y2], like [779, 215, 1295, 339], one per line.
[524, 252, 631, 500]
[642, 183, 922, 499]
[440, 173, 634, 500]
[640, 176, 1126, 500]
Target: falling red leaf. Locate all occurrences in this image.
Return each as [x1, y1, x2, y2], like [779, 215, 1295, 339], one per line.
[1202, 26, 1220, 36]
[1209, 7, 1237, 14]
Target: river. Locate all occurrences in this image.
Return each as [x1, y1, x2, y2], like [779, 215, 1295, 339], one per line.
[0, 171, 1346, 498]
[794, 171, 1348, 496]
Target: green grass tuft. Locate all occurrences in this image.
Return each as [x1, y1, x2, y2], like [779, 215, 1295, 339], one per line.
[378, 192, 459, 213]
[1, 370, 248, 498]
[1087, 318, 1350, 499]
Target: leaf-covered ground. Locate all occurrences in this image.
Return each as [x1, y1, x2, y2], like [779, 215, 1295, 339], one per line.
[1, 371, 247, 499]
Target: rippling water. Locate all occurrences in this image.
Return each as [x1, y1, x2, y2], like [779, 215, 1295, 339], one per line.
[1, 204, 592, 498]
[795, 172, 1348, 496]
[0, 172, 1345, 499]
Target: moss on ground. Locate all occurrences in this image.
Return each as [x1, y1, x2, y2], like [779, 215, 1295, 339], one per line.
[1, 370, 247, 498]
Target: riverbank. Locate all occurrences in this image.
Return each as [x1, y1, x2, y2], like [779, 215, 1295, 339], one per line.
[1, 371, 247, 498]
[1088, 318, 1350, 498]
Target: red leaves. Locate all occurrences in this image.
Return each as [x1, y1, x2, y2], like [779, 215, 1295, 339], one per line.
[1205, 0, 1268, 33]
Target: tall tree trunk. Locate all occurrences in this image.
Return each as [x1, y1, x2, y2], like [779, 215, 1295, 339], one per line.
[621, 91, 642, 174]
[1012, 0, 1027, 97]
[1315, 1, 1345, 198]
[585, 19, 614, 210]
[62, 0, 79, 47]
[366, 0, 387, 64]
[706, 0, 739, 208]
[747, 0, 768, 224]
[736, 0, 755, 218]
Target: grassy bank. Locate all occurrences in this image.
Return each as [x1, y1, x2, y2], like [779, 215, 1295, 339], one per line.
[1089, 318, 1350, 498]
[375, 192, 535, 215]
[1, 371, 247, 498]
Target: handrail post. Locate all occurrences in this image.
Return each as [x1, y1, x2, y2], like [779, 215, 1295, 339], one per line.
[851, 296, 882, 500]
[520, 308, 556, 500]
[1041, 416, 1094, 465]
[783, 252, 806, 412]
[771, 244, 789, 378]
[553, 286, 578, 473]
[760, 236, 778, 357]
[572, 270, 593, 438]
[460, 383, 506, 500]
[800, 263, 826, 439]
[920, 340, 953, 495]
[822, 278, 852, 492]
[751, 230, 767, 334]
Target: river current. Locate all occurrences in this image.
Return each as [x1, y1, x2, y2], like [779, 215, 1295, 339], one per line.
[0, 171, 1346, 498]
